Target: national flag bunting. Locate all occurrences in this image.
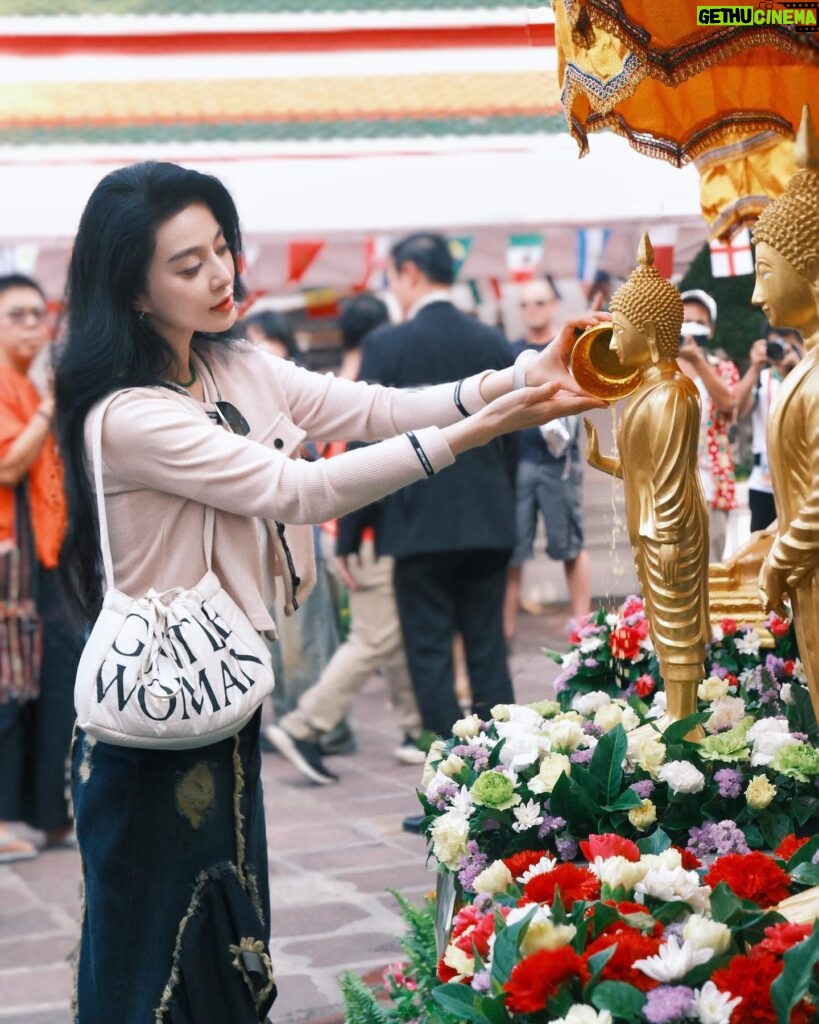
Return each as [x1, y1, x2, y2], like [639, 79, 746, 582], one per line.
[709, 228, 754, 278]
[507, 233, 543, 283]
[287, 241, 325, 284]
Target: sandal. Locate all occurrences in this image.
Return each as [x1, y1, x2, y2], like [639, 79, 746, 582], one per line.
[0, 826, 38, 864]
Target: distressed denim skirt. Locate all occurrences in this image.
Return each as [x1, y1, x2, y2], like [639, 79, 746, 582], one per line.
[71, 709, 275, 1024]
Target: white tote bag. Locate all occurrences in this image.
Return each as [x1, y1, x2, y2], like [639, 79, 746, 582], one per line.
[74, 393, 275, 749]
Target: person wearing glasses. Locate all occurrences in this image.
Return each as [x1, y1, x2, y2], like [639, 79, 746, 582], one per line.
[504, 276, 592, 641]
[54, 161, 604, 1024]
[0, 274, 80, 864]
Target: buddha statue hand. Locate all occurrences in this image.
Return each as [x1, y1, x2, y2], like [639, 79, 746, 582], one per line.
[583, 417, 622, 478]
[758, 557, 790, 619]
[659, 543, 680, 587]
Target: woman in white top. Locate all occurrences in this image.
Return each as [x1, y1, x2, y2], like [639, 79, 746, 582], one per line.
[55, 161, 604, 1024]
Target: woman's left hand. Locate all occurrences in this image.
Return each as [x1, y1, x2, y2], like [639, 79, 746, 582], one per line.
[524, 311, 612, 394]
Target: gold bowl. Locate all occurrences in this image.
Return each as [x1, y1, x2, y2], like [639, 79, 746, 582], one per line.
[569, 323, 641, 403]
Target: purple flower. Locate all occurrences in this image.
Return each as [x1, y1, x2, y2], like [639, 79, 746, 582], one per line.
[537, 814, 567, 839]
[812, 850, 819, 866]
[556, 836, 578, 861]
[457, 841, 488, 893]
[582, 720, 603, 737]
[470, 970, 491, 993]
[583, 658, 599, 669]
[714, 768, 743, 799]
[570, 748, 594, 765]
[451, 744, 490, 770]
[644, 985, 694, 1024]
[687, 820, 749, 859]
[630, 779, 655, 799]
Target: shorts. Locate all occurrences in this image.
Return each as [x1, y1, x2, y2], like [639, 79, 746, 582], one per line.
[511, 458, 584, 565]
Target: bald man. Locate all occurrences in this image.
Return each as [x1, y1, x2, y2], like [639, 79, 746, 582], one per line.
[504, 278, 592, 640]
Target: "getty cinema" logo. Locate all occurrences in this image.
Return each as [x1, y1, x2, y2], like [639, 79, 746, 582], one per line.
[697, 3, 819, 29]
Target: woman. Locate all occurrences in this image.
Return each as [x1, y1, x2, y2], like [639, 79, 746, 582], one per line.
[0, 272, 79, 861]
[55, 161, 603, 1023]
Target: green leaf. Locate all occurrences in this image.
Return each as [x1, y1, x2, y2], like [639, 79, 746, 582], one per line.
[771, 924, 819, 1024]
[549, 772, 601, 835]
[789, 863, 819, 887]
[760, 812, 793, 852]
[586, 945, 617, 988]
[431, 983, 483, 1023]
[602, 789, 643, 813]
[791, 796, 819, 829]
[477, 995, 511, 1024]
[786, 683, 819, 741]
[660, 713, 710, 745]
[787, 834, 819, 869]
[651, 900, 695, 924]
[590, 980, 647, 1021]
[590, 725, 628, 805]
[709, 881, 746, 924]
[490, 910, 533, 986]
[636, 829, 672, 855]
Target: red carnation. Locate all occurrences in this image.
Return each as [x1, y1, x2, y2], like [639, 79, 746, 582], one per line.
[673, 845, 702, 870]
[580, 834, 640, 863]
[634, 674, 656, 698]
[503, 850, 553, 881]
[712, 951, 804, 1023]
[720, 618, 738, 636]
[585, 927, 661, 991]
[704, 852, 792, 907]
[519, 864, 600, 909]
[436, 956, 461, 983]
[769, 614, 791, 637]
[783, 660, 797, 677]
[503, 947, 589, 1014]
[449, 905, 507, 959]
[774, 834, 810, 862]
[609, 626, 642, 661]
[726, 673, 739, 690]
[621, 596, 644, 618]
[752, 921, 813, 958]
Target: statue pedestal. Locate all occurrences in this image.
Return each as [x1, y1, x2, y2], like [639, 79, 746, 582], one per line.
[709, 527, 777, 646]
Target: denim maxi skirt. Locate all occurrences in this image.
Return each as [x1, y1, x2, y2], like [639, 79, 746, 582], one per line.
[71, 709, 275, 1024]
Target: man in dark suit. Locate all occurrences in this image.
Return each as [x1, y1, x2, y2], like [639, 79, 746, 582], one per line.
[359, 234, 517, 806]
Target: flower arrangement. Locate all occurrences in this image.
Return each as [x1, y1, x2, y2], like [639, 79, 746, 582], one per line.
[418, 670, 819, 885]
[429, 832, 819, 1024]
[547, 599, 802, 710]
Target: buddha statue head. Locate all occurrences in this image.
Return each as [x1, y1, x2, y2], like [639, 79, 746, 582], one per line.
[608, 233, 684, 368]
[752, 105, 819, 337]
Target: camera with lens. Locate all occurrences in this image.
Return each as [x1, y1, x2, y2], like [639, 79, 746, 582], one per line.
[765, 338, 786, 362]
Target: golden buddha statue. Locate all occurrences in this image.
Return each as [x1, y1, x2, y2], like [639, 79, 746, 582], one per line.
[751, 104, 819, 719]
[585, 235, 710, 725]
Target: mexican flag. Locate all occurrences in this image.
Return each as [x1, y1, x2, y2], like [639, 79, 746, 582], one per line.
[506, 233, 543, 283]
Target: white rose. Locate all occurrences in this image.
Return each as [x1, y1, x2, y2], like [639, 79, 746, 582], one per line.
[635, 738, 667, 778]
[490, 703, 511, 721]
[620, 706, 641, 733]
[647, 691, 667, 720]
[592, 855, 648, 893]
[635, 867, 711, 913]
[547, 718, 583, 752]
[698, 675, 730, 702]
[780, 683, 795, 706]
[579, 636, 604, 654]
[528, 752, 572, 795]
[430, 810, 470, 870]
[554, 1007, 613, 1024]
[683, 914, 732, 955]
[658, 760, 705, 794]
[421, 739, 446, 788]
[594, 703, 624, 732]
[472, 859, 514, 895]
[704, 696, 747, 735]
[505, 705, 546, 731]
[641, 849, 682, 872]
[572, 691, 612, 716]
[452, 714, 482, 739]
[498, 731, 546, 771]
[522, 919, 577, 955]
[749, 718, 794, 766]
[438, 754, 467, 778]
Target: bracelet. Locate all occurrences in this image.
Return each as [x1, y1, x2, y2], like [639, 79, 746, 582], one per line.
[512, 349, 538, 390]
[35, 408, 52, 424]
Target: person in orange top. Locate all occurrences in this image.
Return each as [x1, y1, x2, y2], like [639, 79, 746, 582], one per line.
[0, 274, 80, 861]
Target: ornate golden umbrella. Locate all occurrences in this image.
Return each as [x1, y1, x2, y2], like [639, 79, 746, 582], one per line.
[552, 0, 819, 237]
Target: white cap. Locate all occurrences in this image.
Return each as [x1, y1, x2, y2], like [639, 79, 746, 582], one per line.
[680, 289, 717, 325]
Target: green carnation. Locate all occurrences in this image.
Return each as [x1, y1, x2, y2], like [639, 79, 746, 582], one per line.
[528, 699, 560, 718]
[470, 771, 520, 810]
[698, 722, 750, 763]
[771, 742, 819, 782]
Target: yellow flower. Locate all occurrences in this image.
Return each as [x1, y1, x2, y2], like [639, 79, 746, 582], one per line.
[635, 738, 667, 779]
[698, 675, 730, 702]
[628, 798, 657, 832]
[438, 754, 467, 779]
[472, 859, 514, 895]
[521, 920, 577, 955]
[452, 714, 482, 739]
[745, 774, 777, 810]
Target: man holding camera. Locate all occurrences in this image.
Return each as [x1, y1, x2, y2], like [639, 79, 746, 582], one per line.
[677, 289, 739, 562]
[736, 328, 804, 532]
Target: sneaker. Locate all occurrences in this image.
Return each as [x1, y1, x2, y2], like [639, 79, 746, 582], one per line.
[265, 724, 339, 785]
[394, 734, 427, 766]
[0, 827, 38, 864]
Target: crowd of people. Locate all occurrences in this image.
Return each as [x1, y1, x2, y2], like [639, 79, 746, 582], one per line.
[0, 161, 805, 1021]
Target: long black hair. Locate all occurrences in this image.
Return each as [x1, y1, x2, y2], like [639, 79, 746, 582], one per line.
[55, 161, 246, 620]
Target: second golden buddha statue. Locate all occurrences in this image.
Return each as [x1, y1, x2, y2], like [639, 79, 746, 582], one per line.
[585, 235, 710, 725]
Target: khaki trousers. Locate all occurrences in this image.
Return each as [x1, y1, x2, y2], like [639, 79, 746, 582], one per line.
[282, 542, 421, 741]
